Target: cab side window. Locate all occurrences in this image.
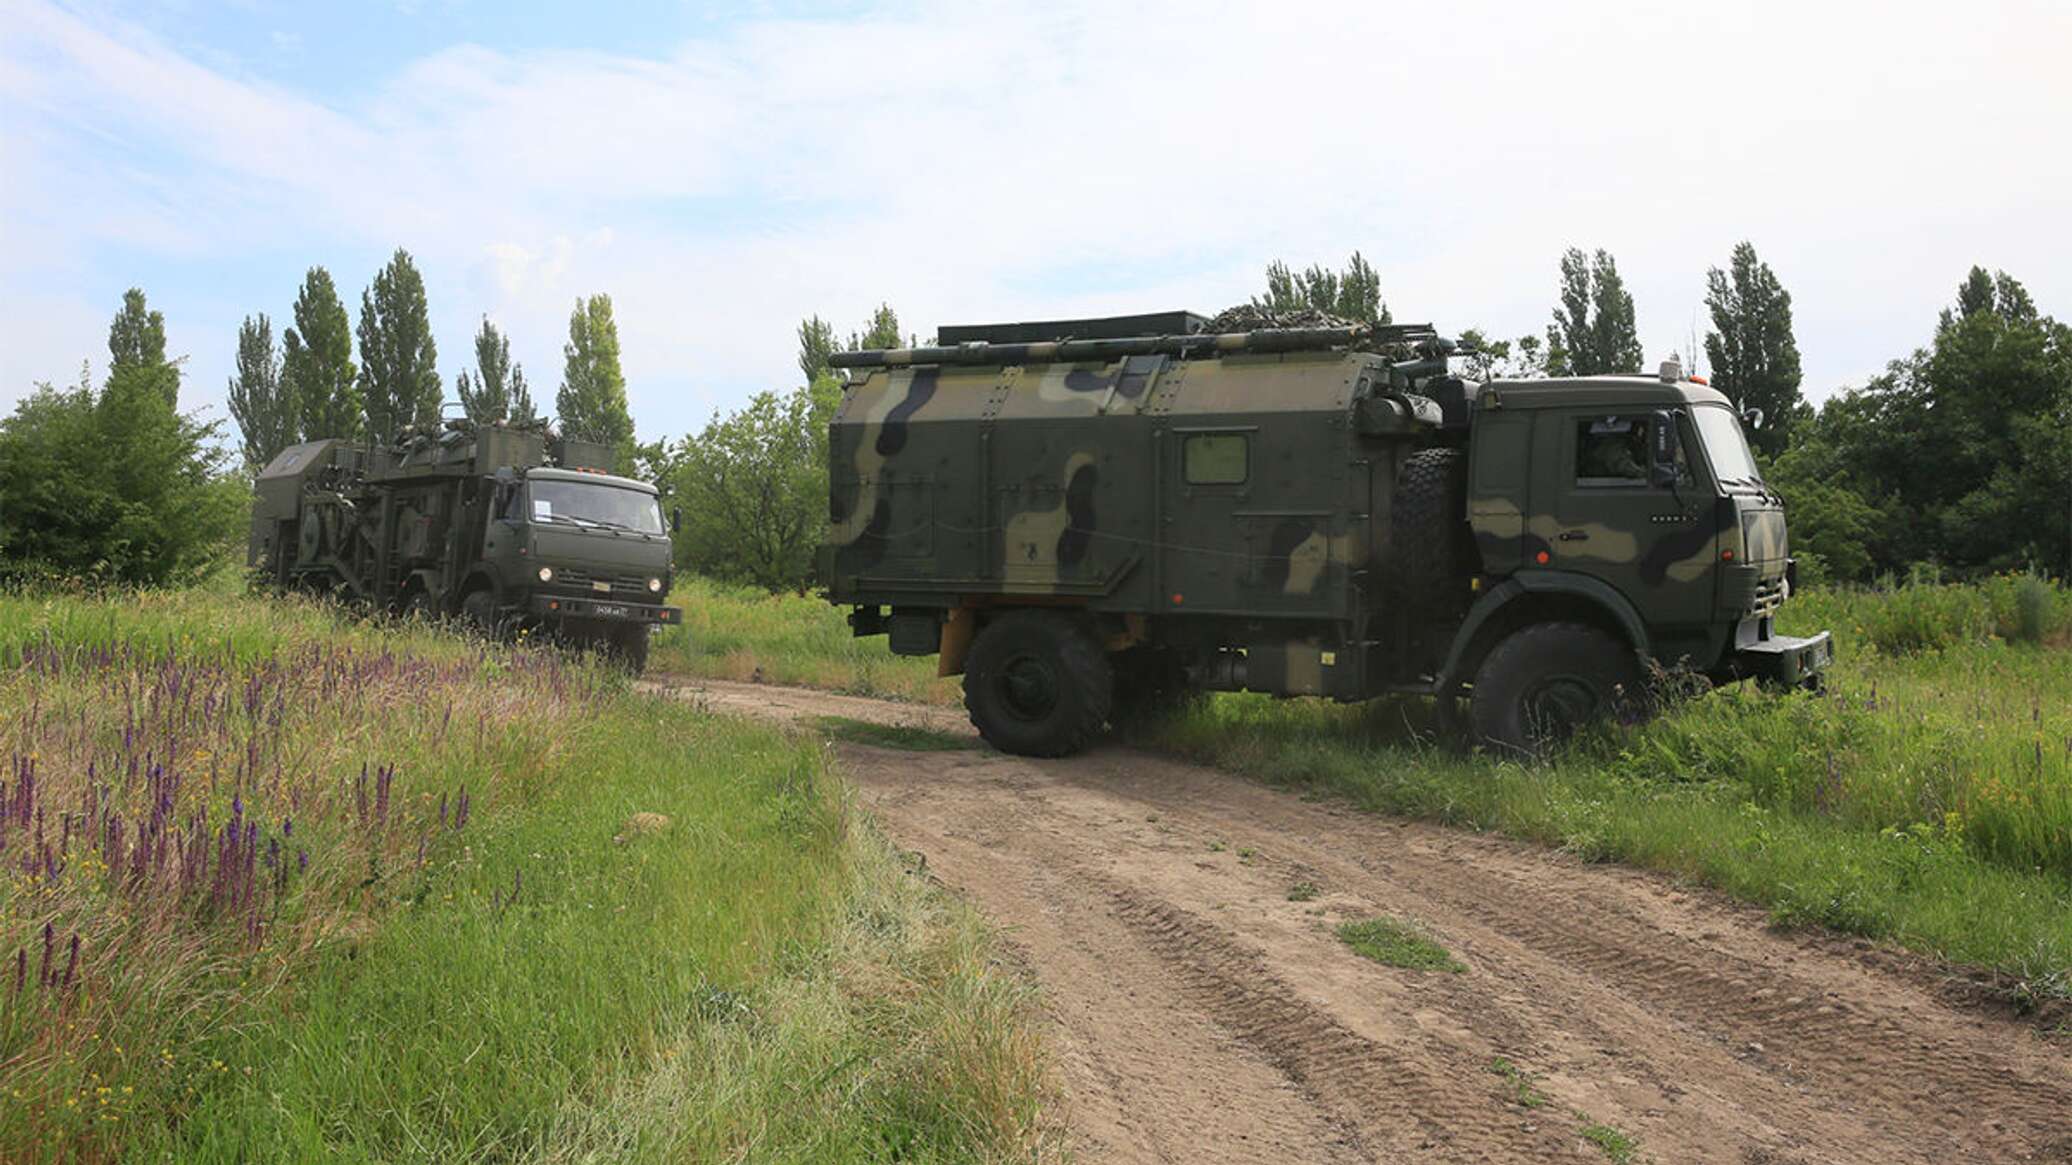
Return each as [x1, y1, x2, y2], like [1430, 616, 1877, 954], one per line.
[1574, 416, 1691, 488]
[1183, 433, 1248, 485]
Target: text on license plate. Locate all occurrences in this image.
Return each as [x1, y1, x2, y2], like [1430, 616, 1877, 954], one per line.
[592, 603, 629, 618]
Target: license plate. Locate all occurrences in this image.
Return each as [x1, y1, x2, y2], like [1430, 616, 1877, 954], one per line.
[591, 580, 612, 594]
[592, 603, 629, 618]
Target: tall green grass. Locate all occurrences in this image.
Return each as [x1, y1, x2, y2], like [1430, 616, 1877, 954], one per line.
[0, 587, 1050, 1161]
[652, 577, 954, 704]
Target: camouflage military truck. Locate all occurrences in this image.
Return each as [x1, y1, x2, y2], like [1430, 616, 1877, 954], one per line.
[249, 420, 680, 672]
[821, 312, 1831, 756]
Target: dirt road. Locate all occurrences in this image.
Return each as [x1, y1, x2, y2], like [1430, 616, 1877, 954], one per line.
[653, 678, 2072, 1164]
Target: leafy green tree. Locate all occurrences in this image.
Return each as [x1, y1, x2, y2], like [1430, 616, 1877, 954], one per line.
[669, 374, 843, 592]
[105, 288, 178, 406]
[1704, 242, 1803, 457]
[1787, 267, 2071, 578]
[1547, 248, 1642, 376]
[357, 248, 442, 439]
[0, 293, 238, 584]
[281, 267, 360, 442]
[798, 314, 838, 383]
[227, 313, 297, 470]
[848, 303, 904, 351]
[455, 316, 536, 424]
[1456, 328, 1548, 380]
[1253, 252, 1389, 323]
[556, 293, 635, 465]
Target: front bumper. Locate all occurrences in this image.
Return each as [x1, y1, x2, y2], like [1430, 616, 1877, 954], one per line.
[1724, 622, 1833, 686]
[528, 594, 681, 625]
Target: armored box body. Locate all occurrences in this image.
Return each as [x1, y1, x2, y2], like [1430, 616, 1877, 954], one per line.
[825, 346, 1432, 698]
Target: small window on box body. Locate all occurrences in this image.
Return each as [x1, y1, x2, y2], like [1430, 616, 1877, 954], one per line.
[1183, 433, 1248, 484]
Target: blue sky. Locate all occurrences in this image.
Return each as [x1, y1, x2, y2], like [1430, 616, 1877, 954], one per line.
[4, 0, 2069, 448]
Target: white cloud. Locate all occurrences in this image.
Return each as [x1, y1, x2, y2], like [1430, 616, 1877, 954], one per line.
[3, 0, 2069, 442]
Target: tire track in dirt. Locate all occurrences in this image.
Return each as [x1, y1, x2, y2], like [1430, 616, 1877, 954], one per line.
[650, 677, 2072, 1164]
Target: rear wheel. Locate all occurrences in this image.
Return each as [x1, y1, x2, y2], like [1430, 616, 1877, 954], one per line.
[964, 611, 1112, 757]
[1469, 622, 1650, 757]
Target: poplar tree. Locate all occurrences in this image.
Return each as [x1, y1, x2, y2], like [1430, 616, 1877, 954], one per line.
[106, 288, 178, 406]
[1253, 251, 1389, 323]
[455, 316, 537, 424]
[1704, 242, 1803, 456]
[797, 314, 838, 383]
[556, 294, 634, 462]
[357, 248, 441, 439]
[1547, 248, 1642, 376]
[281, 267, 360, 442]
[227, 313, 297, 469]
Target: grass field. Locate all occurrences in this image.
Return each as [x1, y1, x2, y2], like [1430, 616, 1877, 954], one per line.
[654, 577, 956, 705]
[0, 585, 1050, 1162]
[654, 575, 2072, 1007]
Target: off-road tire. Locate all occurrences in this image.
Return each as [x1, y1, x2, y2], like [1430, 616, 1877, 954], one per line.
[1387, 448, 1473, 624]
[1469, 622, 1650, 757]
[461, 588, 503, 639]
[964, 610, 1113, 757]
[400, 588, 439, 623]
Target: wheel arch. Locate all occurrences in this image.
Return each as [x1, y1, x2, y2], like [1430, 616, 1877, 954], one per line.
[1439, 573, 1650, 691]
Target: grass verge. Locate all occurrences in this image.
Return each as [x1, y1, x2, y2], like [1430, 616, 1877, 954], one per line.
[0, 586, 1051, 1162]
[654, 576, 954, 704]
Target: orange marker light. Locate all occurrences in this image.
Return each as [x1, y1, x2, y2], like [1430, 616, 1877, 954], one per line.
[1170, 593, 1185, 605]
[1689, 374, 1709, 385]
[1721, 549, 1736, 561]
[1534, 550, 1551, 564]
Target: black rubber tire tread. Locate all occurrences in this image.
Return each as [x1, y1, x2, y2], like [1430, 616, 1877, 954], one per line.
[1386, 448, 1473, 624]
[461, 588, 502, 638]
[401, 588, 438, 622]
[1469, 621, 1649, 757]
[963, 610, 1113, 757]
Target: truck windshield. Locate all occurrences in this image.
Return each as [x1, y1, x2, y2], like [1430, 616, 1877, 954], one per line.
[527, 480, 665, 533]
[1692, 405, 1760, 485]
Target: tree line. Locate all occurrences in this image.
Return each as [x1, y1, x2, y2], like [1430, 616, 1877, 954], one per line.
[676, 245, 2067, 593]
[0, 250, 642, 584]
[4, 245, 2065, 590]
[226, 248, 635, 469]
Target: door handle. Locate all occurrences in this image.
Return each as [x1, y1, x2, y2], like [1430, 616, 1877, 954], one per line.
[1557, 529, 1590, 542]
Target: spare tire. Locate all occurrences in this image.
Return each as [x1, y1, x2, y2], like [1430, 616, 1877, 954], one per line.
[1386, 448, 1474, 624]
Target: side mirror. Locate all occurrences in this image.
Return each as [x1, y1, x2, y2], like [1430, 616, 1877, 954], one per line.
[670, 507, 682, 534]
[1649, 410, 1681, 488]
[1741, 405, 1766, 430]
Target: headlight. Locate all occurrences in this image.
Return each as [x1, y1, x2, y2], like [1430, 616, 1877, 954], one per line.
[537, 566, 554, 583]
[647, 577, 663, 593]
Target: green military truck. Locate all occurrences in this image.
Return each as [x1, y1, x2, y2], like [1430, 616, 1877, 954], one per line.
[249, 419, 680, 671]
[821, 312, 1831, 755]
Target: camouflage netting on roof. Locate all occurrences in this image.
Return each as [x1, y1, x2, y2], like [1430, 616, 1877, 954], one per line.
[1200, 305, 1365, 333]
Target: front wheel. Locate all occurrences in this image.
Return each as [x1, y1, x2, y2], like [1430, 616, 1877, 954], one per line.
[1469, 623, 1651, 757]
[963, 611, 1112, 757]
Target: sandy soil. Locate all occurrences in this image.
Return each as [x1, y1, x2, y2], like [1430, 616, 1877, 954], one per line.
[647, 677, 2072, 1164]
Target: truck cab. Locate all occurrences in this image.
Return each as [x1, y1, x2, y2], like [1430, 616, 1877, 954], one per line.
[477, 466, 679, 657]
[1452, 363, 1830, 704]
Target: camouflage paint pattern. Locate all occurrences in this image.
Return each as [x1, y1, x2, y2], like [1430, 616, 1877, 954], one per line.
[828, 345, 1807, 697]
